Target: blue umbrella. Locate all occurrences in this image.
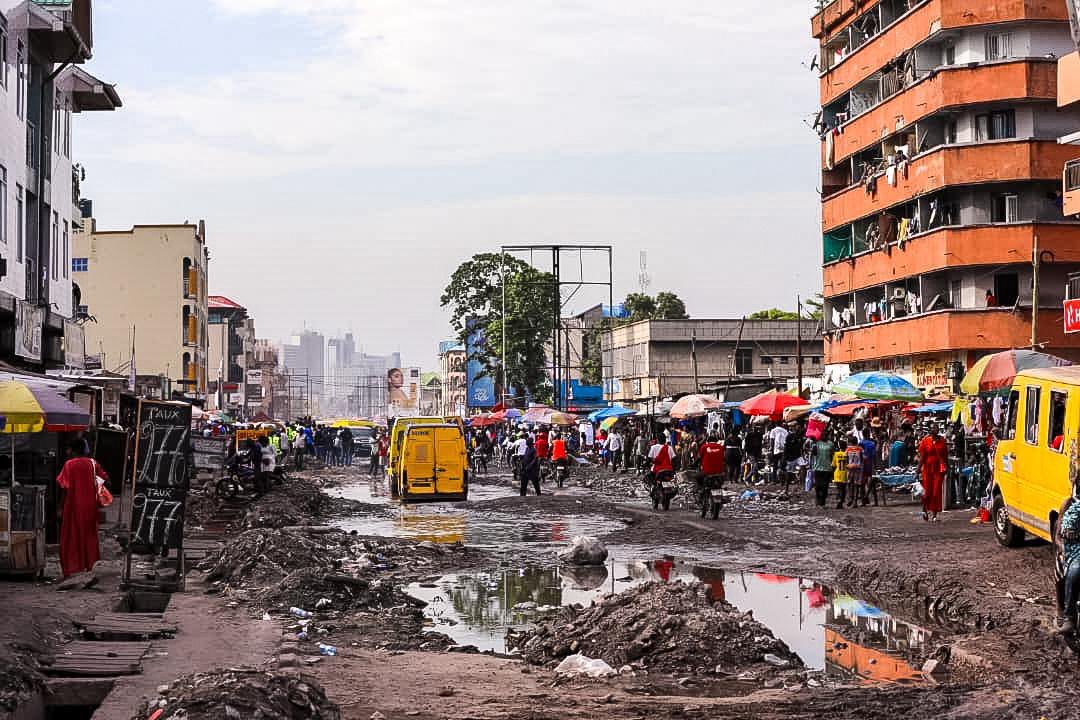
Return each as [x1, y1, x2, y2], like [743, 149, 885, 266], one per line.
[832, 372, 924, 402]
[588, 406, 637, 422]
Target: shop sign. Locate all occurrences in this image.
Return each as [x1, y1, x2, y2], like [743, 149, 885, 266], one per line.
[1065, 298, 1080, 334]
[913, 357, 949, 389]
[13, 300, 42, 362]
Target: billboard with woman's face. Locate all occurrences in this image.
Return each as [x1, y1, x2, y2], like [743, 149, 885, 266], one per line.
[388, 367, 420, 415]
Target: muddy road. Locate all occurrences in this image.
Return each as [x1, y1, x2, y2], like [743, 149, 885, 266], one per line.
[289, 463, 1080, 719]
[3, 461, 1077, 719]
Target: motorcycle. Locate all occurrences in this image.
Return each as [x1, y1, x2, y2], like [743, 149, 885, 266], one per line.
[554, 458, 570, 488]
[697, 474, 725, 520]
[216, 454, 287, 499]
[646, 470, 678, 511]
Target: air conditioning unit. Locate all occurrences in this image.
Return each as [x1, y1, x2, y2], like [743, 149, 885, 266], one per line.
[891, 287, 907, 301]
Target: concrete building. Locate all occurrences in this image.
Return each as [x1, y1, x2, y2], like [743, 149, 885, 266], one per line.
[72, 219, 209, 398]
[601, 319, 823, 406]
[207, 295, 253, 416]
[0, 0, 118, 370]
[437, 340, 466, 416]
[813, 0, 1080, 393]
[280, 330, 325, 413]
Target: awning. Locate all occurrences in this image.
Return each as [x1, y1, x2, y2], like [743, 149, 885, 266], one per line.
[22, 1, 91, 63]
[0, 379, 90, 432]
[58, 66, 122, 112]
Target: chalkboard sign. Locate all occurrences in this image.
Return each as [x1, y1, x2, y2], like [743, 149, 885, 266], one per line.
[130, 400, 191, 550]
[190, 436, 228, 471]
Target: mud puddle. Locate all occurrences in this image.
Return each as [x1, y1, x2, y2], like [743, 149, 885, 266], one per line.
[330, 478, 623, 547]
[406, 558, 936, 684]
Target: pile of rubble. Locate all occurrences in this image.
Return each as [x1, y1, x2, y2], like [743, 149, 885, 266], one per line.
[0, 647, 40, 713]
[512, 581, 803, 677]
[199, 527, 487, 614]
[243, 477, 378, 529]
[132, 669, 340, 719]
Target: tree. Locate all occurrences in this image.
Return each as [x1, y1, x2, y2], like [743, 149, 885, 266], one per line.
[803, 293, 824, 320]
[655, 292, 689, 320]
[623, 293, 657, 322]
[441, 253, 556, 404]
[748, 308, 800, 320]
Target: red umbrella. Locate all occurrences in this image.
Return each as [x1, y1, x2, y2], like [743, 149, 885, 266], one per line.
[739, 391, 805, 421]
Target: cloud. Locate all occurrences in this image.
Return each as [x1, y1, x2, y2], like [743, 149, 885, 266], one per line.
[99, 0, 817, 179]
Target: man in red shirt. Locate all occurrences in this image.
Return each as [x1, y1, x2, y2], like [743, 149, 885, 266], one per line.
[534, 429, 550, 460]
[699, 435, 725, 478]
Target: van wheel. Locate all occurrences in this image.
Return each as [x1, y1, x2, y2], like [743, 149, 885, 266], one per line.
[993, 494, 1024, 547]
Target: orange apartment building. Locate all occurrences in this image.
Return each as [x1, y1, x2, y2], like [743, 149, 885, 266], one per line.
[813, 0, 1080, 392]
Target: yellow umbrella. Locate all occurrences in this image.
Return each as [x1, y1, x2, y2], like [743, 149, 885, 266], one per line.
[600, 416, 621, 431]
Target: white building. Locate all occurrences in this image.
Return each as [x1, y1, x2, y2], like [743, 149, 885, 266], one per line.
[0, 0, 118, 368]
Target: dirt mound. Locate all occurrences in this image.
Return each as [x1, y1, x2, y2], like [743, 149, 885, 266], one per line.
[833, 563, 991, 631]
[199, 526, 487, 614]
[133, 669, 340, 720]
[513, 580, 803, 676]
[244, 477, 378, 529]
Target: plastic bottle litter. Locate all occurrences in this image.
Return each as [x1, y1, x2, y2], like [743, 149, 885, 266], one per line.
[315, 597, 332, 610]
[318, 643, 338, 656]
[297, 631, 308, 641]
[290, 607, 312, 618]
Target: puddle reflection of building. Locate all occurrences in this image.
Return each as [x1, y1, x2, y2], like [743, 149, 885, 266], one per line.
[395, 508, 466, 544]
[823, 595, 932, 684]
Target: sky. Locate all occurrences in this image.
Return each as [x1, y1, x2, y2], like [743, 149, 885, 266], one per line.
[76, 0, 821, 368]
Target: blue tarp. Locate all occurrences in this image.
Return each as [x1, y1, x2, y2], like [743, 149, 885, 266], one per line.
[910, 401, 953, 414]
[587, 406, 638, 422]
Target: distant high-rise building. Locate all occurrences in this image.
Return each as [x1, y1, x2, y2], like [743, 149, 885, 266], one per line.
[280, 330, 325, 413]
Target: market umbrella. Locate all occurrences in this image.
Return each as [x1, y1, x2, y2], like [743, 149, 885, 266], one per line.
[599, 416, 621, 431]
[588, 406, 637, 422]
[669, 394, 722, 420]
[542, 411, 579, 426]
[739, 391, 805, 421]
[831, 372, 924, 402]
[782, 404, 813, 422]
[523, 405, 553, 423]
[960, 349, 1072, 395]
[0, 380, 89, 433]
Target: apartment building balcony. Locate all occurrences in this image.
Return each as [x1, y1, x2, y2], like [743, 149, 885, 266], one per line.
[823, 140, 1076, 230]
[818, 0, 1067, 105]
[58, 66, 121, 113]
[1065, 159, 1080, 216]
[825, 307, 1070, 363]
[824, 222, 1080, 296]
[822, 60, 1056, 168]
[24, 0, 92, 62]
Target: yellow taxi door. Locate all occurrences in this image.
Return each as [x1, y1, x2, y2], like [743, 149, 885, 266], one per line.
[404, 428, 437, 497]
[433, 427, 466, 495]
[995, 388, 1022, 509]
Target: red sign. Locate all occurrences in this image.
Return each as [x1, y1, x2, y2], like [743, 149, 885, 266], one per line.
[1064, 299, 1080, 334]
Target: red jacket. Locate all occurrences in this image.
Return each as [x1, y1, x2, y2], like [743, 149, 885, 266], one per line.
[699, 442, 725, 476]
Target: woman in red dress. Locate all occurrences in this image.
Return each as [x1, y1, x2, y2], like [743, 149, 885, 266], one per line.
[56, 439, 106, 577]
[918, 424, 948, 522]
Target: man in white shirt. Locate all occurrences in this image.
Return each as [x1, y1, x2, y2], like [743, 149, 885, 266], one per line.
[512, 433, 528, 481]
[606, 430, 624, 471]
[768, 423, 789, 485]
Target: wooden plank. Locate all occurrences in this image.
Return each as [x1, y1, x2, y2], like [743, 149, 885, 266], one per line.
[43, 641, 151, 677]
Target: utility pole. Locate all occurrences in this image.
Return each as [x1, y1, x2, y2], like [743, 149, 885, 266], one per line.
[796, 293, 804, 397]
[1032, 233, 1040, 350]
[724, 317, 747, 401]
[691, 331, 700, 394]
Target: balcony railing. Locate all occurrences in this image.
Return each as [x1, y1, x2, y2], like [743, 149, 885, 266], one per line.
[26, 123, 37, 170]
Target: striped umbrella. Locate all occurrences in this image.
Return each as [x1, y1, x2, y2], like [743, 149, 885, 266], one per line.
[831, 372, 924, 402]
[960, 350, 1072, 395]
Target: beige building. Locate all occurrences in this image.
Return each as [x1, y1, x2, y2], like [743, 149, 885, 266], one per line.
[72, 220, 209, 398]
[602, 319, 824, 405]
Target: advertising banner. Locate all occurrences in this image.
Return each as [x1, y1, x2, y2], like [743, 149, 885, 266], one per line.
[63, 319, 86, 369]
[1065, 298, 1080, 334]
[466, 318, 496, 409]
[13, 300, 42, 362]
[388, 366, 421, 416]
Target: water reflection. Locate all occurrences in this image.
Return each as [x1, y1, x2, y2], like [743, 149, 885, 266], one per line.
[406, 560, 935, 684]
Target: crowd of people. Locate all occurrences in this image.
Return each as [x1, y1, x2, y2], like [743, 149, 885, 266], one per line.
[464, 410, 978, 522]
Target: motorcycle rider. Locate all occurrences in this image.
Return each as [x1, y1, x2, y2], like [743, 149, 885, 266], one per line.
[698, 433, 725, 510]
[648, 436, 674, 479]
[1056, 480, 1080, 635]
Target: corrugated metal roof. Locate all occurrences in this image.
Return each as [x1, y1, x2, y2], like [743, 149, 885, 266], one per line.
[208, 295, 244, 310]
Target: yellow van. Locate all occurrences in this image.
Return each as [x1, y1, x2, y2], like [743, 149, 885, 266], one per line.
[992, 367, 1080, 547]
[388, 417, 466, 498]
[397, 423, 468, 502]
